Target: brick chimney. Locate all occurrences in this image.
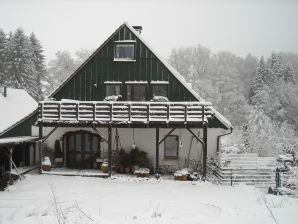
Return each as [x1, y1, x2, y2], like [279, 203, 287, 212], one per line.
[132, 26, 143, 34]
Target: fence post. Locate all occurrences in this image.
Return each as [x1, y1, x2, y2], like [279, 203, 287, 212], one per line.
[93, 103, 96, 121]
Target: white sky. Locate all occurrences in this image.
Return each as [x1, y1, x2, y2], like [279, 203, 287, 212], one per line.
[1, 0, 298, 62]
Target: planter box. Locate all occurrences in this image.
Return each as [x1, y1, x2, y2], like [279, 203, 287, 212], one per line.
[42, 165, 51, 172]
[135, 173, 150, 178]
[134, 168, 150, 178]
[174, 175, 188, 181]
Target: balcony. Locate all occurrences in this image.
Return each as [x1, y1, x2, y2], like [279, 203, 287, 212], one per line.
[38, 100, 213, 127]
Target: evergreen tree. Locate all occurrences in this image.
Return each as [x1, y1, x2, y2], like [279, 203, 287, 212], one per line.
[283, 64, 295, 83]
[6, 28, 37, 98]
[0, 29, 7, 85]
[29, 32, 46, 100]
[252, 57, 270, 95]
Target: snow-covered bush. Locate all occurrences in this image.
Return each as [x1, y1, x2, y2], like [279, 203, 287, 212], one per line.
[134, 168, 150, 177]
[104, 95, 122, 101]
[151, 96, 169, 102]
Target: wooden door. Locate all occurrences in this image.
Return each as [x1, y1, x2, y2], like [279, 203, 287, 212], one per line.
[65, 131, 100, 169]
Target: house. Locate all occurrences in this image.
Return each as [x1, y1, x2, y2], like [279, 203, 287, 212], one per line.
[1, 23, 232, 180]
[0, 87, 39, 182]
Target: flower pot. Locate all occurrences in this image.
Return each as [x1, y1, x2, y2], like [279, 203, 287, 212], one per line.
[125, 167, 130, 173]
[101, 163, 109, 173]
[42, 165, 51, 171]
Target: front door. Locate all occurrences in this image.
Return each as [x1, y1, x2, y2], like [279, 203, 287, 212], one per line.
[65, 131, 100, 169]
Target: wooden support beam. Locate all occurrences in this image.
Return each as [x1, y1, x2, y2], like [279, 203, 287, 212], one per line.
[42, 127, 58, 143]
[3, 147, 22, 183]
[202, 123, 208, 181]
[39, 124, 43, 174]
[158, 128, 176, 145]
[9, 147, 12, 185]
[155, 128, 159, 172]
[108, 126, 112, 177]
[186, 128, 204, 145]
[3, 148, 22, 181]
[92, 127, 108, 143]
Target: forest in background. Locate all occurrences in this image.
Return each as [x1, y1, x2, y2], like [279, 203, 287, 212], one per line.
[0, 28, 298, 156]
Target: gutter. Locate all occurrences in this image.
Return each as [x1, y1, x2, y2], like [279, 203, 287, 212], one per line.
[217, 127, 233, 152]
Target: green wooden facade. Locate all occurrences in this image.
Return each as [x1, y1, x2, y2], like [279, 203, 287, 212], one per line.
[0, 111, 38, 138]
[52, 24, 196, 102]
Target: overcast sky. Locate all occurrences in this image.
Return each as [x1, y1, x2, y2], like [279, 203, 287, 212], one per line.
[1, 0, 298, 62]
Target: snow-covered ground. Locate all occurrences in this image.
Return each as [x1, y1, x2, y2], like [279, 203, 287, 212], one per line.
[0, 173, 298, 224]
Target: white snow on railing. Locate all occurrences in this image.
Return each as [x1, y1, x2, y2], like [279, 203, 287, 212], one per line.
[39, 101, 212, 124]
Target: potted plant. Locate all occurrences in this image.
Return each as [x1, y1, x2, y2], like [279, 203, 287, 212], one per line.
[101, 162, 109, 173]
[42, 156, 52, 171]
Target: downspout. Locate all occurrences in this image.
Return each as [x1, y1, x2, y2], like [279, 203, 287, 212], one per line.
[217, 127, 233, 153]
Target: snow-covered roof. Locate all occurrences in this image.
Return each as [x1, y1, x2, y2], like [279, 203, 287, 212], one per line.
[0, 136, 39, 146]
[0, 88, 38, 135]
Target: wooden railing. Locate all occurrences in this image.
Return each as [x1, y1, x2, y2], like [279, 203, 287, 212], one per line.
[38, 101, 212, 124]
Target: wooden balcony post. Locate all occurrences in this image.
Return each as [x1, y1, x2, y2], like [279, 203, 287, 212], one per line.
[155, 127, 159, 172]
[202, 105, 205, 123]
[110, 103, 113, 122]
[167, 103, 170, 121]
[202, 122, 208, 181]
[39, 102, 43, 120]
[128, 103, 131, 122]
[58, 103, 61, 121]
[76, 103, 79, 121]
[39, 123, 43, 174]
[108, 126, 112, 177]
[147, 103, 150, 122]
[184, 104, 187, 122]
[93, 103, 96, 121]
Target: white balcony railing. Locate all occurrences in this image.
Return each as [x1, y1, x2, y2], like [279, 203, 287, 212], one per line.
[38, 100, 212, 124]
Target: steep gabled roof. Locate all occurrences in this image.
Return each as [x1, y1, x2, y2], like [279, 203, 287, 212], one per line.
[0, 88, 38, 135]
[48, 22, 232, 129]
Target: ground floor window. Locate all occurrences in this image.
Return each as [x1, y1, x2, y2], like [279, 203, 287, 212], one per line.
[164, 135, 179, 159]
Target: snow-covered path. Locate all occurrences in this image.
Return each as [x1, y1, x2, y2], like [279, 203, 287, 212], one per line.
[0, 174, 297, 224]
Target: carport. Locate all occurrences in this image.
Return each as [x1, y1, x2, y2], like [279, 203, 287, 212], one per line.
[0, 136, 39, 184]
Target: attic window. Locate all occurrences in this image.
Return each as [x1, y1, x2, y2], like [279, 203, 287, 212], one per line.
[114, 42, 135, 61]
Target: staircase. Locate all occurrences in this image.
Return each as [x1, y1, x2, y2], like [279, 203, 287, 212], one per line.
[215, 153, 290, 189]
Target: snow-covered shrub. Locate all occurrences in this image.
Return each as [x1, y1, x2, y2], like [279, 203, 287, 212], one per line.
[134, 168, 150, 177]
[221, 144, 243, 154]
[42, 157, 52, 171]
[42, 146, 54, 164]
[151, 96, 169, 102]
[240, 109, 297, 157]
[104, 95, 122, 101]
[42, 157, 51, 166]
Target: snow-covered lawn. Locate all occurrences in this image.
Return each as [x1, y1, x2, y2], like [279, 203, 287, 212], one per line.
[0, 173, 298, 224]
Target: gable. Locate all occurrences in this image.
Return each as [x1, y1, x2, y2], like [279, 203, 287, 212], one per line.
[50, 23, 196, 102]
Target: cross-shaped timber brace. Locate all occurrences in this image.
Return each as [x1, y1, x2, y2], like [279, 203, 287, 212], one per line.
[2, 147, 22, 184]
[186, 125, 208, 181]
